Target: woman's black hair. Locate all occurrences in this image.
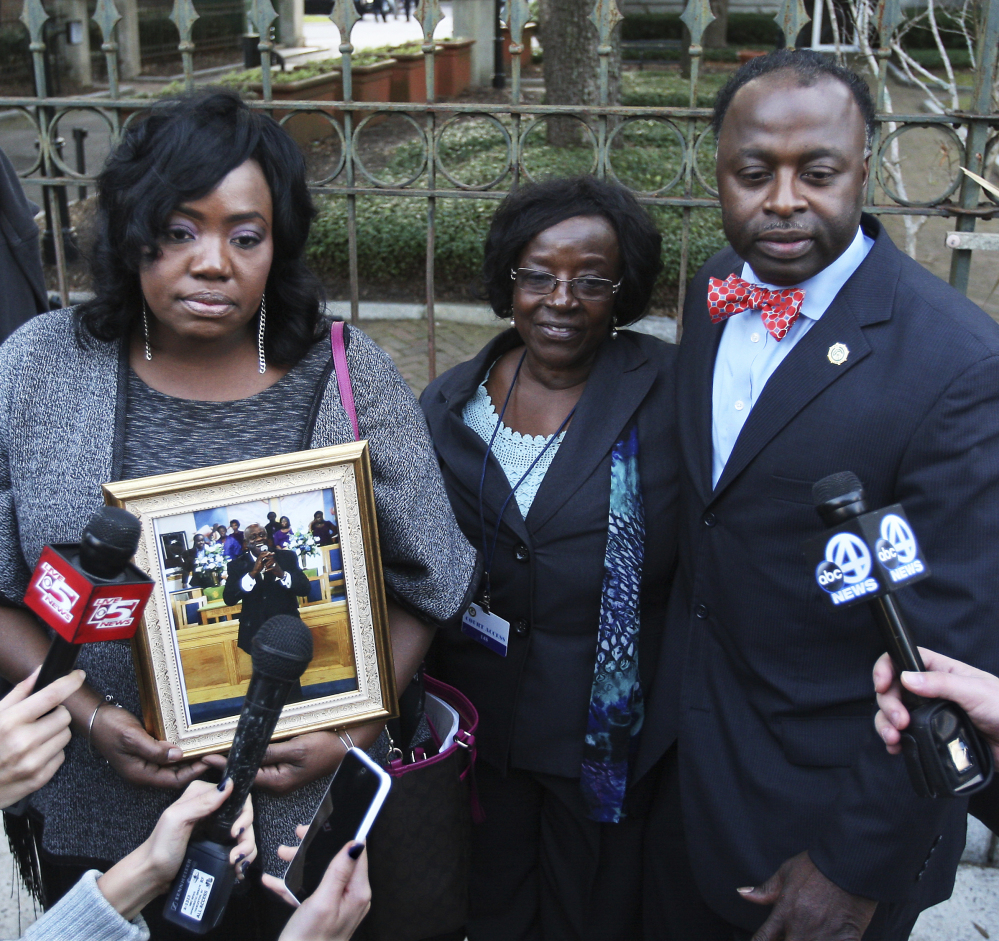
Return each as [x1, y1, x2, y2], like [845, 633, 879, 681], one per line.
[76, 88, 324, 365]
[481, 176, 663, 327]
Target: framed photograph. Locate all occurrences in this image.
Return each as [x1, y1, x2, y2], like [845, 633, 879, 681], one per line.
[103, 442, 396, 757]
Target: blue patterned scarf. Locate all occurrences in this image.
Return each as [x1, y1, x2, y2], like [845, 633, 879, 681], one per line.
[580, 422, 644, 824]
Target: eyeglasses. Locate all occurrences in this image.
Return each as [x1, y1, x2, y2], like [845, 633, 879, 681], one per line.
[510, 268, 621, 302]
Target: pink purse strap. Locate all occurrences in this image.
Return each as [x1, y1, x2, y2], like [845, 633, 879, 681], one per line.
[330, 321, 360, 442]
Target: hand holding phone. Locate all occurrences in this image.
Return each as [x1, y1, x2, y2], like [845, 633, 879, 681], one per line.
[281, 747, 391, 905]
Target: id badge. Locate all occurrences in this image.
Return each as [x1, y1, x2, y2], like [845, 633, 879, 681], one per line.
[461, 603, 510, 657]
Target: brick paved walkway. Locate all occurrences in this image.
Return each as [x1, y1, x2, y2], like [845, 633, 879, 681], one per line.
[357, 319, 506, 395]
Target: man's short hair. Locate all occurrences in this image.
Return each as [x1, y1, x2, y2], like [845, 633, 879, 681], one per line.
[712, 49, 876, 154]
[230, 519, 239, 527]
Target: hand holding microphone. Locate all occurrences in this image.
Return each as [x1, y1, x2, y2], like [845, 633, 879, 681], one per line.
[163, 614, 313, 933]
[874, 648, 999, 766]
[807, 472, 993, 797]
[0, 666, 85, 808]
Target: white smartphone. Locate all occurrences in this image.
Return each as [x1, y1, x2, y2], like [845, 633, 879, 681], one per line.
[283, 746, 392, 904]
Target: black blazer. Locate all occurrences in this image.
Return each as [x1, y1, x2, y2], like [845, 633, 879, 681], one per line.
[421, 329, 679, 778]
[636, 215, 999, 928]
[223, 548, 311, 651]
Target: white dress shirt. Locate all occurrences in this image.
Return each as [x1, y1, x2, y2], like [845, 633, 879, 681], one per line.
[711, 227, 874, 488]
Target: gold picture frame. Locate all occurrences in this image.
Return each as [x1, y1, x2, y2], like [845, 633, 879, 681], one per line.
[103, 442, 396, 757]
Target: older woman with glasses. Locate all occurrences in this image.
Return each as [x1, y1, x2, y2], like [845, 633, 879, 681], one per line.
[420, 176, 680, 941]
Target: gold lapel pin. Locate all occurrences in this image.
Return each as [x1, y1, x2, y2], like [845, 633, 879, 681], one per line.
[827, 343, 850, 366]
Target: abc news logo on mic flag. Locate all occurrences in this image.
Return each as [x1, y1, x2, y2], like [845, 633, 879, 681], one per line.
[803, 505, 930, 608]
[25, 544, 154, 643]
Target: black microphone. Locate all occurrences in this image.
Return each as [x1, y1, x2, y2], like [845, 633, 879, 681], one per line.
[808, 471, 993, 798]
[163, 614, 313, 934]
[31, 507, 144, 692]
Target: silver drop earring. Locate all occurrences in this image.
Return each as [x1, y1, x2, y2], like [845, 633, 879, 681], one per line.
[257, 297, 267, 374]
[142, 301, 152, 361]
[610, 315, 618, 340]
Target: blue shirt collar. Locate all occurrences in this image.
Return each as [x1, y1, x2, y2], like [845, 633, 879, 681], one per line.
[740, 227, 873, 322]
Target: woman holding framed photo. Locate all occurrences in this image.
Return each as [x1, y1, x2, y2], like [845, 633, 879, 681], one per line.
[0, 90, 476, 939]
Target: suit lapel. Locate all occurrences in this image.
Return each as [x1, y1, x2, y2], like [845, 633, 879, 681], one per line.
[712, 306, 871, 496]
[712, 217, 898, 498]
[679, 253, 740, 506]
[527, 334, 657, 533]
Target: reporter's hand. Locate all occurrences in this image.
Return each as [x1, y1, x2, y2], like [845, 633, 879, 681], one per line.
[262, 827, 371, 941]
[740, 851, 876, 941]
[97, 778, 256, 922]
[874, 647, 999, 764]
[90, 703, 209, 789]
[0, 667, 86, 808]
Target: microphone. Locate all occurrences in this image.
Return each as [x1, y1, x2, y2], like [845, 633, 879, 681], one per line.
[23, 506, 154, 692]
[805, 471, 993, 798]
[163, 614, 313, 934]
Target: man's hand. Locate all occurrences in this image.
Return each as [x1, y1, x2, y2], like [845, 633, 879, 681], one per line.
[740, 851, 876, 941]
[90, 704, 209, 789]
[874, 647, 999, 765]
[249, 550, 271, 578]
[263, 554, 285, 580]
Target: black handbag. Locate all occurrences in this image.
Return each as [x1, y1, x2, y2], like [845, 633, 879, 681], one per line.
[353, 674, 480, 941]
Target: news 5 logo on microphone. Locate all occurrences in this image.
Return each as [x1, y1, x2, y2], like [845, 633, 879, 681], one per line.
[24, 543, 154, 642]
[804, 505, 929, 608]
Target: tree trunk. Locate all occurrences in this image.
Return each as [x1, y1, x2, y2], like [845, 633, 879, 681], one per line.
[539, 0, 621, 146]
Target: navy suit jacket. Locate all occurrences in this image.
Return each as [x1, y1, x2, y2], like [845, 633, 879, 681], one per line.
[636, 215, 999, 928]
[422, 329, 679, 778]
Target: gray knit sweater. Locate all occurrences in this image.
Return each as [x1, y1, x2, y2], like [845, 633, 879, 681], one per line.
[0, 310, 477, 872]
[8, 871, 148, 941]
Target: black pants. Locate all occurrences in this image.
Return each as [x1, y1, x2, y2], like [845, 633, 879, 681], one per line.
[642, 749, 922, 941]
[467, 761, 644, 941]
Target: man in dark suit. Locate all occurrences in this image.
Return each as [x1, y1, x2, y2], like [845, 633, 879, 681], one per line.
[639, 50, 999, 941]
[223, 522, 311, 652]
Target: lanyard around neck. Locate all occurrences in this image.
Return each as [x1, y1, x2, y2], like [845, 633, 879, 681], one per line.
[477, 350, 576, 611]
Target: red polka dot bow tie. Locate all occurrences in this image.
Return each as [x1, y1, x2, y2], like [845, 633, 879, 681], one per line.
[707, 274, 806, 341]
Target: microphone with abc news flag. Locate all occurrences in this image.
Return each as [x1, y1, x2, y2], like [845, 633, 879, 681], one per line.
[5, 506, 155, 816]
[163, 614, 313, 934]
[804, 471, 993, 798]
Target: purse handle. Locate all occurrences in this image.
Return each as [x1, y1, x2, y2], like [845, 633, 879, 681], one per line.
[330, 320, 360, 442]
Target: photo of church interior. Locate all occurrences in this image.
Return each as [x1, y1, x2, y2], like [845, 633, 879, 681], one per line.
[154, 488, 357, 724]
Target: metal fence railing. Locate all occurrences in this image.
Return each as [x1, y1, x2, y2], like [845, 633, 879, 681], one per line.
[4, 0, 998, 379]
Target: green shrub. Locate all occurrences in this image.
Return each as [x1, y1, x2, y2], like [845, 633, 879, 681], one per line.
[620, 71, 728, 108]
[901, 10, 972, 49]
[305, 117, 727, 299]
[622, 11, 781, 46]
[901, 46, 973, 69]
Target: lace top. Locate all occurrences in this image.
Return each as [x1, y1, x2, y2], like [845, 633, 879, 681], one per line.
[462, 370, 566, 519]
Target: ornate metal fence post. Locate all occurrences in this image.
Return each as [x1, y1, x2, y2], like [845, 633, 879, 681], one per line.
[417, 0, 443, 380]
[169, 0, 200, 91]
[506, 0, 530, 190]
[590, 0, 623, 181]
[330, 0, 359, 324]
[675, 0, 714, 331]
[948, 0, 999, 293]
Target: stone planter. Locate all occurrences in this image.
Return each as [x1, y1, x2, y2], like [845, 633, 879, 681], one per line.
[500, 23, 536, 70]
[389, 52, 427, 103]
[348, 59, 396, 126]
[434, 38, 474, 98]
[251, 71, 343, 145]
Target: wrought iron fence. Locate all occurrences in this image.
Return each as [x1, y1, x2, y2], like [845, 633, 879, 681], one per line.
[3, 0, 998, 379]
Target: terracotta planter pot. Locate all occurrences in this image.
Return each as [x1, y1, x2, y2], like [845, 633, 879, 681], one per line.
[251, 71, 343, 145]
[434, 38, 474, 98]
[500, 23, 536, 69]
[348, 59, 396, 125]
[389, 52, 427, 103]
[737, 49, 768, 64]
